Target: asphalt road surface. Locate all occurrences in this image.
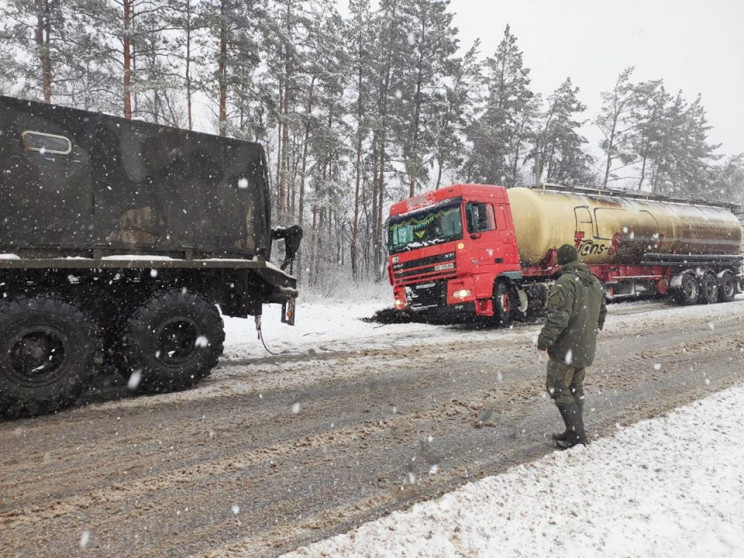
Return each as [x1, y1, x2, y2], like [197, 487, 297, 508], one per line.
[2, 298, 743, 557]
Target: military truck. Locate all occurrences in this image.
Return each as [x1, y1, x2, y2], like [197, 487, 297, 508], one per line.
[0, 95, 301, 418]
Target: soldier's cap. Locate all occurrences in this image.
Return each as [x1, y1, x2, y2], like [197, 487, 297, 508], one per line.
[556, 244, 579, 265]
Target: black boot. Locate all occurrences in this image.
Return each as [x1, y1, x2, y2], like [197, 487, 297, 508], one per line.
[552, 399, 584, 442]
[554, 402, 587, 449]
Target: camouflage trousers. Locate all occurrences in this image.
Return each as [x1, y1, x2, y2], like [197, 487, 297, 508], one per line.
[545, 358, 585, 406]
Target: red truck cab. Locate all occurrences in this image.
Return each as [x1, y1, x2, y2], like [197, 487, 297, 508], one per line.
[387, 184, 522, 321]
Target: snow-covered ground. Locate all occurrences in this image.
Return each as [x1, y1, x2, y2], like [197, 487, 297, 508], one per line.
[223, 290, 744, 558]
[282, 384, 744, 558]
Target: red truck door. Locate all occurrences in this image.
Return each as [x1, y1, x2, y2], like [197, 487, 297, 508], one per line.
[464, 201, 519, 295]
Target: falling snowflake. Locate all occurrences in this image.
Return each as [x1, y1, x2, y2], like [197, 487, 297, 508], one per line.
[80, 531, 90, 548]
[128, 370, 142, 390]
[237, 178, 249, 189]
[653, 363, 662, 371]
[232, 505, 240, 515]
[292, 402, 301, 414]
[195, 336, 209, 348]
[565, 350, 573, 365]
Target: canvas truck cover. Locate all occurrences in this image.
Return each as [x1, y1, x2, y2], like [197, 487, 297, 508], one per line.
[0, 95, 272, 260]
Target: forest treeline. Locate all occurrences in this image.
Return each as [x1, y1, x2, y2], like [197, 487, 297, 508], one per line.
[1, 0, 742, 284]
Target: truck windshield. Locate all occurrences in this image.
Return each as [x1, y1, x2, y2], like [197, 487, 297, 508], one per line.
[387, 200, 463, 253]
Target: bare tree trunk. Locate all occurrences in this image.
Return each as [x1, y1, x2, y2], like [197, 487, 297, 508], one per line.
[371, 132, 380, 275]
[185, 0, 193, 130]
[35, 0, 52, 103]
[310, 205, 318, 285]
[638, 147, 649, 190]
[217, 0, 228, 136]
[351, 47, 364, 279]
[409, 72, 422, 197]
[275, 76, 283, 200]
[376, 136, 385, 277]
[299, 77, 315, 229]
[276, 0, 293, 225]
[123, 0, 133, 118]
[602, 116, 618, 188]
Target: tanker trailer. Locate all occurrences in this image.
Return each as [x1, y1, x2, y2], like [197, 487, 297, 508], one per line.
[387, 184, 742, 324]
[0, 95, 301, 418]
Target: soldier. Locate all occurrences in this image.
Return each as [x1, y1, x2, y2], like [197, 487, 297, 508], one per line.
[537, 244, 607, 449]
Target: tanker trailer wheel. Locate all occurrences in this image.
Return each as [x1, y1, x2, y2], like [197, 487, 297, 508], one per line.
[699, 271, 719, 304]
[674, 273, 700, 305]
[718, 271, 736, 303]
[0, 296, 102, 418]
[121, 291, 224, 394]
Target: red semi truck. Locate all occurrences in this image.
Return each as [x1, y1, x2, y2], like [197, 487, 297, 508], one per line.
[386, 184, 743, 324]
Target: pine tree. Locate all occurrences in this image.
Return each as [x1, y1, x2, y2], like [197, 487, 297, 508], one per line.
[430, 42, 480, 189]
[596, 67, 645, 188]
[369, 0, 405, 277]
[632, 86, 719, 195]
[165, 0, 200, 130]
[0, 0, 71, 103]
[464, 25, 534, 187]
[395, 0, 460, 197]
[708, 154, 744, 206]
[532, 78, 595, 186]
[345, 0, 375, 278]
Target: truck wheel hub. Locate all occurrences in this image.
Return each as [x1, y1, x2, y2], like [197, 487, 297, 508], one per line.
[156, 319, 199, 365]
[10, 329, 66, 381]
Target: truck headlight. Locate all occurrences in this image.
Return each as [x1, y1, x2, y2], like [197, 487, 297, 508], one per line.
[452, 289, 472, 300]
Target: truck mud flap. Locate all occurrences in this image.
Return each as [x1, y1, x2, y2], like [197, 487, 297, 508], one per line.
[281, 299, 296, 325]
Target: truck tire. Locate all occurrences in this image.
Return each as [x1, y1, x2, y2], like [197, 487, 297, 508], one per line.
[674, 273, 699, 305]
[718, 271, 736, 302]
[699, 271, 719, 304]
[121, 291, 224, 393]
[0, 296, 102, 418]
[493, 281, 513, 326]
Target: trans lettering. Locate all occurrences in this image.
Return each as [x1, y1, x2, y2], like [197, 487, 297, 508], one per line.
[573, 231, 622, 257]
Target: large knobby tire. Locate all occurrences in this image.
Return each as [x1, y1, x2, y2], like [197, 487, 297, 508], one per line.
[0, 296, 102, 418]
[121, 291, 224, 394]
[699, 271, 719, 304]
[718, 271, 736, 303]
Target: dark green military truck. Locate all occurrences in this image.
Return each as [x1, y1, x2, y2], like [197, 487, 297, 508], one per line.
[0, 95, 301, 417]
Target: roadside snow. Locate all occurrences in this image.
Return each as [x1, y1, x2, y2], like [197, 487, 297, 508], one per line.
[283, 384, 744, 557]
[223, 294, 744, 361]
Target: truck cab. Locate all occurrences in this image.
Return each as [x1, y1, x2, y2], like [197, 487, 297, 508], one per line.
[387, 184, 521, 321]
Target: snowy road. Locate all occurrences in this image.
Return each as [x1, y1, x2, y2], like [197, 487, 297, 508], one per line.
[1, 297, 743, 557]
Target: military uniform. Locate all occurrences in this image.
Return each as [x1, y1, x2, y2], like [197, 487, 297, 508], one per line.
[537, 246, 607, 448]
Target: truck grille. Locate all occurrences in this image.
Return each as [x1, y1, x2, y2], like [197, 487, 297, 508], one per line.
[392, 252, 456, 283]
[405, 281, 447, 310]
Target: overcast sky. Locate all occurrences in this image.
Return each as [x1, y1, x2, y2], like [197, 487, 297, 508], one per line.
[342, 0, 744, 158]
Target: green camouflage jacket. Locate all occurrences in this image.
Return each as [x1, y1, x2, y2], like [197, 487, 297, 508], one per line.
[537, 261, 607, 368]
